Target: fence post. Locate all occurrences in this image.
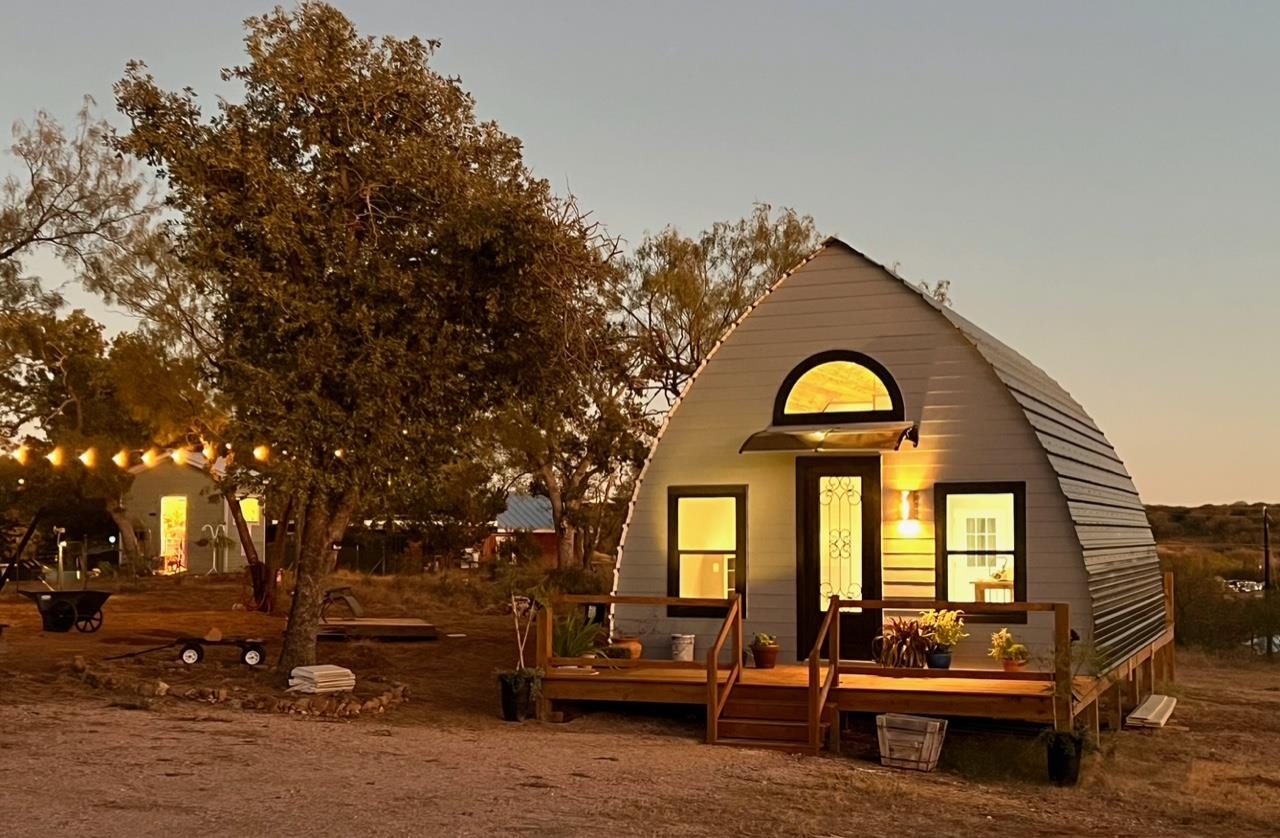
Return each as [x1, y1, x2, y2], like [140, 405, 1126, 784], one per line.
[1053, 603, 1072, 732]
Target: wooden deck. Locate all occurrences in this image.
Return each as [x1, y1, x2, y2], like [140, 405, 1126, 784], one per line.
[536, 577, 1177, 753]
[317, 617, 438, 641]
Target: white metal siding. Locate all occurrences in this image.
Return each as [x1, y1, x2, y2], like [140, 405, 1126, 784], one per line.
[615, 245, 1091, 666]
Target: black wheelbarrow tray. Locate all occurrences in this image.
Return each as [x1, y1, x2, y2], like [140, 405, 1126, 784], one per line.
[19, 589, 112, 633]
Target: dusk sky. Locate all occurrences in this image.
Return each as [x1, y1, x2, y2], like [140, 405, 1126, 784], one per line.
[2, 1, 1276, 505]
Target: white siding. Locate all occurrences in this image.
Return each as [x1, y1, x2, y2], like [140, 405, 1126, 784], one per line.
[615, 245, 1091, 666]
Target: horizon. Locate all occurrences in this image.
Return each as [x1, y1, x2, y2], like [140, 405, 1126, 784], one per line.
[2, 1, 1277, 506]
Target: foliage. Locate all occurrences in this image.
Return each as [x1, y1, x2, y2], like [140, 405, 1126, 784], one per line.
[496, 530, 548, 566]
[496, 666, 543, 701]
[552, 610, 605, 658]
[617, 203, 821, 410]
[113, 3, 622, 671]
[0, 100, 155, 323]
[1161, 546, 1280, 651]
[918, 609, 968, 650]
[1147, 502, 1275, 549]
[872, 618, 931, 668]
[988, 628, 1031, 663]
[751, 632, 778, 648]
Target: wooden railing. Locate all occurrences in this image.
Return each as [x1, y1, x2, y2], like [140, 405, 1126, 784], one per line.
[535, 593, 742, 732]
[807, 596, 841, 751]
[804, 597, 1074, 737]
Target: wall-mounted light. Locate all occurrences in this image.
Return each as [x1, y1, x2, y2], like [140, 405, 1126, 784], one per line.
[897, 489, 922, 537]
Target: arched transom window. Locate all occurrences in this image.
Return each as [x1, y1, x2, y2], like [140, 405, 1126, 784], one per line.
[773, 350, 904, 425]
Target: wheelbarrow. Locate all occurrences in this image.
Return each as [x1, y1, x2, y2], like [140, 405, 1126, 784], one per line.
[19, 589, 112, 633]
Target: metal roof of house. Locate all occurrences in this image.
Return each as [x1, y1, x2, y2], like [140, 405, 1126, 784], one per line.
[496, 494, 554, 532]
[824, 238, 1165, 670]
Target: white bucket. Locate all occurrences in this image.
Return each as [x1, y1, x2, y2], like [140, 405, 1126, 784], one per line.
[671, 634, 696, 662]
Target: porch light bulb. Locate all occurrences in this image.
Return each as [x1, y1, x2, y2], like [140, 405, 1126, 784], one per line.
[141, 449, 160, 467]
[897, 489, 923, 537]
[253, 445, 269, 461]
[46, 447, 65, 467]
[12, 445, 30, 465]
[171, 448, 189, 466]
[112, 450, 130, 469]
[78, 448, 97, 468]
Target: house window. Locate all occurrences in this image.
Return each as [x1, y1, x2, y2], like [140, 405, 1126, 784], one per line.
[772, 350, 904, 425]
[667, 486, 746, 617]
[935, 483, 1026, 619]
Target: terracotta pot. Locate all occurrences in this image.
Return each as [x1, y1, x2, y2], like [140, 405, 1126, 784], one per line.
[611, 637, 643, 660]
[1002, 659, 1028, 673]
[752, 644, 780, 669]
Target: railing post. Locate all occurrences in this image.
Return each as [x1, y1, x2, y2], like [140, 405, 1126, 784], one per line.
[733, 595, 743, 675]
[535, 600, 553, 721]
[831, 596, 840, 686]
[1053, 603, 1072, 732]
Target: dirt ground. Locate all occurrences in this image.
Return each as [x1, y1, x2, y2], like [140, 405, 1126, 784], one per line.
[1, 575, 1279, 837]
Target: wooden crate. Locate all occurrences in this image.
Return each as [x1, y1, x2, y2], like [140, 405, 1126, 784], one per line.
[876, 713, 948, 772]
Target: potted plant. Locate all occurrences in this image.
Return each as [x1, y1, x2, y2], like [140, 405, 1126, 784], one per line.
[1040, 727, 1090, 786]
[552, 610, 606, 664]
[750, 632, 780, 669]
[988, 627, 1031, 672]
[497, 593, 543, 721]
[918, 609, 968, 670]
[871, 618, 930, 668]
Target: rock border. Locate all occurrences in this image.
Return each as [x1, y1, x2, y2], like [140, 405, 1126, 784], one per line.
[70, 655, 409, 718]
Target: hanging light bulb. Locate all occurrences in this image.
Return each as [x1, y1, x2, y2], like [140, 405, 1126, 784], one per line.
[46, 447, 65, 467]
[78, 448, 97, 468]
[12, 445, 30, 465]
[171, 448, 189, 466]
[252, 444, 269, 462]
[112, 450, 130, 469]
[141, 449, 160, 468]
[202, 442, 217, 461]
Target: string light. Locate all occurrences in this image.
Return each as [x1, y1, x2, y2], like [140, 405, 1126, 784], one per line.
[78, 448, 97, 468]
[252, 445, 269, 462]
[46, 447, 65, 467]
[112, 450, 130, 469]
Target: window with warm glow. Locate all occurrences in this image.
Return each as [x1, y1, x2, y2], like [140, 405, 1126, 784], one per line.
[667, 487, 746, 617]
[934, 483, 1026, 614]
[784, 361, 893, 415]
[773, 351, 903, 425]
[159, 495, 189, 575]
[239, 497, 261, 524]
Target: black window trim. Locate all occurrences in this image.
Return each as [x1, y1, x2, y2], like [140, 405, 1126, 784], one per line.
[934, 481, 1027, 624]
[772, 349, 905, 426]
[667, 485, 747, 618]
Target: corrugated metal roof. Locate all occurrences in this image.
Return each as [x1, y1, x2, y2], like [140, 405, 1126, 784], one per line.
[496, 494, 554, 531]
[810, 237, 1167, 671]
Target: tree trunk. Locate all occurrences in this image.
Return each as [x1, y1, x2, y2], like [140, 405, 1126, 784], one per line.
[105, 502, 144, 575]
[277, 489, 357, 675]
[221, 485, 267, 609]
[262, 494, 295, 615]
[555, 520, 578, 571]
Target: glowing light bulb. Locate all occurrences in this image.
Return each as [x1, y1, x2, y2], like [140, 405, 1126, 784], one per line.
[46, 447, 65, 467]
[78, 448, 97, 468]
[252, 445, 269, 462]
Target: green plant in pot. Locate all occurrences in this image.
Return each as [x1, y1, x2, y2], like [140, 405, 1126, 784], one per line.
[871, 618, 930, 668]
[918, 609, 968, 670]
[988, 627, 1031, 672]
[552, 610, 606, 662]
[750, 632, 780, 669]
[496, 593, 544, 722]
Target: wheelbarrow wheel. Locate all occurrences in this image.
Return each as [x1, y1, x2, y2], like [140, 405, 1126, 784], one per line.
[241, 643, 266, 667]
[75, 610, 104, 633]
[179, 643, 205, 665]
[48, 600, 77, 632]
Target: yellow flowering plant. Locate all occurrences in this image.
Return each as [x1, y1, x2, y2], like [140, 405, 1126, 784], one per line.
[918, 609, 968, 650]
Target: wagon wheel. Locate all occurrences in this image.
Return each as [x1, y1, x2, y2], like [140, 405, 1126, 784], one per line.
[179, 642, 205, 665]
[74, 610, 104, 633]
[240, 643, 266, 667]
[48, 600, 77, 632]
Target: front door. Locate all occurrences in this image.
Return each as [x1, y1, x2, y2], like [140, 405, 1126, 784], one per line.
[796, 457, 882, 661]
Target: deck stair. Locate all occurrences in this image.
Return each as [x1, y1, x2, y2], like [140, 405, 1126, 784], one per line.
[714, 685, 833, 754]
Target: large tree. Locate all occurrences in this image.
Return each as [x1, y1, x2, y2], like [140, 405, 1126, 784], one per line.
[114, 3, 616, 672]
[619, 204, 821, 410]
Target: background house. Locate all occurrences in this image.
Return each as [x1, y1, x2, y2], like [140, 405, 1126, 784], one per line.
[122, 453, 266, 575]
[479, 494, 557, 566]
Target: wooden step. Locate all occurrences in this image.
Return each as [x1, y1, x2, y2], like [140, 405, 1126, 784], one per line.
[721, 698, 809, 722]
[718, 717, 825, 743]
[713, 737, 821, 755]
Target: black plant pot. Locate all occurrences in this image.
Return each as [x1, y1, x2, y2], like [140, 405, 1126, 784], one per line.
[1046, 734, 1083, 786]
[498, 675, 531, 722]
[925, 649, 952, 669]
